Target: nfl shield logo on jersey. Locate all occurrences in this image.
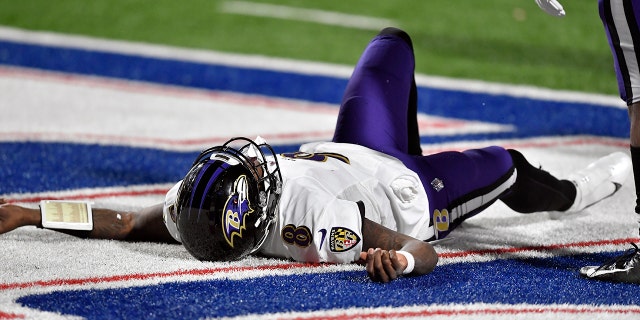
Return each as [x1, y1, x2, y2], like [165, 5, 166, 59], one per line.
[329, 227, 361, 252]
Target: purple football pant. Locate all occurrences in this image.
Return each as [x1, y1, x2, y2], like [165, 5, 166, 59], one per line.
[332, 29, 516, 239]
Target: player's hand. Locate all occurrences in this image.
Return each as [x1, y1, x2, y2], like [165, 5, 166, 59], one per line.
[0, 199, 39, 234]
[0, 199, 25, 234]
[535, 0, 565, 17]
[359, 248, 408, 283]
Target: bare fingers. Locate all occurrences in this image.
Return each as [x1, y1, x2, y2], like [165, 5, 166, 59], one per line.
[365, 248, 400, 283]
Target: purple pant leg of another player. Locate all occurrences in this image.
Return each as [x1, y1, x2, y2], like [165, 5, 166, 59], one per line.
[332, 33, 414, 153]
[599, 0, 640, 104]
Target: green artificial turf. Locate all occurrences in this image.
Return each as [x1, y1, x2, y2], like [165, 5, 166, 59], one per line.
[0, 0, 619, 96]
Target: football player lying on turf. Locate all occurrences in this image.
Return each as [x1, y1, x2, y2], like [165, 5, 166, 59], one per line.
[0, 28, 632, 283]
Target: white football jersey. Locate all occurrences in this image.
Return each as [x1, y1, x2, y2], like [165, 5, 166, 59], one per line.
[163, 142, 432, 264]
[258, 142, 431, 264]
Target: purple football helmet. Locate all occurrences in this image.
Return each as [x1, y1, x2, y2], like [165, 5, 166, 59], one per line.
[174, 137, 282, 261]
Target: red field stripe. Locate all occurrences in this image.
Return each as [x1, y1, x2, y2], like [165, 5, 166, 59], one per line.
[1, 238, 636, 292]
[0, 262, 318, 291]
[439, 238, 640, 259]
[0, 312, 24, 320]
[7, 187, 170, 204]
[284, 305, 640, 320]
[500, 136, 628, 149]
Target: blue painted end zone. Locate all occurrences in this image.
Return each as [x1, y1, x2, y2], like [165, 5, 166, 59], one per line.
[422, 88, 629, 139]
[0, 40, 630, 140]
[0, 40, 347, 105]
[0, 142, 302, 194]
[0, 142, 193, 194]
[16, 253, 638, 319]
[0, 40, 630, 193]
[2, 35, 637, 320]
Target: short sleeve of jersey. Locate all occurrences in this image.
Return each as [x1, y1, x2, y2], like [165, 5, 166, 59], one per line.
[307, 198, 363, 263]
[259, 177, 364, 264]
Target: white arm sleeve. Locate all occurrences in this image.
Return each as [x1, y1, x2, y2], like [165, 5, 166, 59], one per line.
[162, 181, 182, 242]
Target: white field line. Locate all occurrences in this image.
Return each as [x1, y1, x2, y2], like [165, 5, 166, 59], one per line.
[0, 25, 623, 107]
[218, 1, 396, 31]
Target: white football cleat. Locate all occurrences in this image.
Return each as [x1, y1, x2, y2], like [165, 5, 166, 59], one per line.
[565, 152, 631, 212]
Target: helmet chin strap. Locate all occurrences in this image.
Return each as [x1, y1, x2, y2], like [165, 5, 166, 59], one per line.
[252, 208, 273, 252]
[254, 191, 268, 229]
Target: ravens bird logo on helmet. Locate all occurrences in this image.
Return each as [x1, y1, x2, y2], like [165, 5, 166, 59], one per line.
[222, 175, 254, 247]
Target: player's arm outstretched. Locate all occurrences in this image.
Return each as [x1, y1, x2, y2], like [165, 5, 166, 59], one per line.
[0, 199, 177, 243]
[359, 217, 438, 283]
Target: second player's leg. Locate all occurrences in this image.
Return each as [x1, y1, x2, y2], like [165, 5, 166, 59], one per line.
[600, 0, 640, 229]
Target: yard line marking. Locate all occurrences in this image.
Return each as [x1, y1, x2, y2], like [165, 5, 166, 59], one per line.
[218, 1, 396, 31]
